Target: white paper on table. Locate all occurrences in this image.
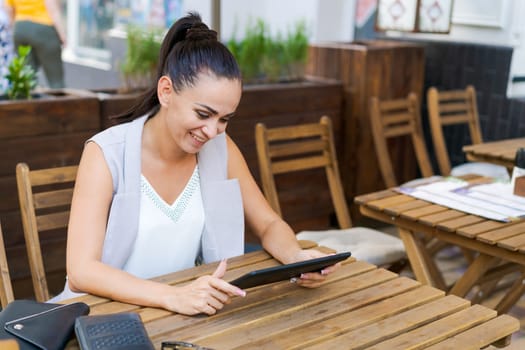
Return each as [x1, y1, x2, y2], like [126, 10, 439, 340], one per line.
[397, 178, 525, 222]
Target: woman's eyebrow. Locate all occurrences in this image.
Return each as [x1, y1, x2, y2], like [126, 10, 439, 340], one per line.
[195, 103, 236, 118]
[195, 103, 218, 115]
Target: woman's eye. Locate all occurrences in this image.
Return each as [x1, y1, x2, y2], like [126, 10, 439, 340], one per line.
[220, 117, 230, 123]
[196, 111, 209, 119]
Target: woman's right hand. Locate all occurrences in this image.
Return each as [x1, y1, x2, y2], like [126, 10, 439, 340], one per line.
[163, 259, 246, 315]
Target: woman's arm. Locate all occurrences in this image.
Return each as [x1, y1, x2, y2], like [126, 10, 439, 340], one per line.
[66, 142, 244, 314]
[226, 136, 339, 287]
[44, 0, 66, 45]
[4, 0, 14, 24]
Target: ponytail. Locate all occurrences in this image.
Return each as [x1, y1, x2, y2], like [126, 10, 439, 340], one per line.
[112, 12, 241, 124]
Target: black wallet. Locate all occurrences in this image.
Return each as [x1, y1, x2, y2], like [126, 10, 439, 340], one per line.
[75, 312, 154, 350]
[0, 300, 90, 350]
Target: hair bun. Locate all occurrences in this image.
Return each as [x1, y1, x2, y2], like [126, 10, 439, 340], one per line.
[186, 23, 217, 41]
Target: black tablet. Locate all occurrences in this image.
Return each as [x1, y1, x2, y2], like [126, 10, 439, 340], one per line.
[229, 252, 351, 289]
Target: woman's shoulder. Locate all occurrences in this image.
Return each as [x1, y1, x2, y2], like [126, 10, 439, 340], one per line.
[91, 121, 131, 146]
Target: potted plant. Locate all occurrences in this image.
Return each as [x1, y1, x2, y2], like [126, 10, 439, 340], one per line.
[3, 45, 37, 100]
[96, 25, 163, 129]
[227, 18, 309, 84]
[120, 25, 163, 93]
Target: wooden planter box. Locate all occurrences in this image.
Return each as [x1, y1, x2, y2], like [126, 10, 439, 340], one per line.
[95, 89, 143, 129]
[307, 40, 425, 218]
[0, 88, 100, 298]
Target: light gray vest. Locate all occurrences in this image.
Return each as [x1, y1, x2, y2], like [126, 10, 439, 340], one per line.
[95, 115, 245, 267]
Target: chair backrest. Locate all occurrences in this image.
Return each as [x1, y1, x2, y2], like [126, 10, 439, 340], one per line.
[0, 221, 14, 308]
[16, 163, 78, 302]
[369, 93, 434, 188]
[255, 116, 352, 229]
[427, 85, 483, 175]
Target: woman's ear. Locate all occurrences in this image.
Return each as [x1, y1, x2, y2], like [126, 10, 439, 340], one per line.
[157, 76, 173, 107]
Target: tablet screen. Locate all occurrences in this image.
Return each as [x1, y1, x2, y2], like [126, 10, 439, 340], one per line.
[229, 252, 351, 289]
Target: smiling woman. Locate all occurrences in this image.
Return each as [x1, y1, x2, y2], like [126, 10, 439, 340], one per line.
[54, 12, 340, 316]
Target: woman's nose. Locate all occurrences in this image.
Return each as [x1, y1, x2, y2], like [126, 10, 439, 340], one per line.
[201, 119, 220, 139]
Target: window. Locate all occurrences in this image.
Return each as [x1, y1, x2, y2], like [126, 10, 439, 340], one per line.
[66, 0, 182, 66]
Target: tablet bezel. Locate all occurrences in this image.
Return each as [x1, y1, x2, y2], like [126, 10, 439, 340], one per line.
[229, 252, 351, 289]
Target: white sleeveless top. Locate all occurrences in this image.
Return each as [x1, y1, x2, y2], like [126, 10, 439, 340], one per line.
[123, 166, 204, 279]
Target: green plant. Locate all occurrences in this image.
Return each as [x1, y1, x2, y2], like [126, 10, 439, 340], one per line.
[227, 19, 269, 83]
[121, 25, 163, 92]
[283, 20, 309, 80]
[5, 45, 37, 100]
[227, 18, 309, 84]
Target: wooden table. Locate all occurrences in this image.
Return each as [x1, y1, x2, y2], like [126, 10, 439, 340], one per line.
[355, 181, 525, 315]
[463, 138, 525, 171]
[63, 241, 519, 349]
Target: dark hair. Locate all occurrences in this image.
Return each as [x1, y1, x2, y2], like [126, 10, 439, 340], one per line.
[113, 12, 241, 123]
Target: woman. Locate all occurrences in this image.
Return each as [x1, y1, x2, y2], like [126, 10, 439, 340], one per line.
[61, 12, 338, 316]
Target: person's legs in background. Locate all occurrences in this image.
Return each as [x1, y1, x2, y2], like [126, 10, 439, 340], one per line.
[12, 20, 64, 88]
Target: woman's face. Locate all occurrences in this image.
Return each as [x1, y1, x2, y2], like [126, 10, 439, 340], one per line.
[162, 72, 242, 154]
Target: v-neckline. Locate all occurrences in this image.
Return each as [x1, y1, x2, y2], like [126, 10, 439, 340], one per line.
[140, 166, 200, 223]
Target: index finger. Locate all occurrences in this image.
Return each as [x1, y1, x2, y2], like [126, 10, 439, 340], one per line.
[210, 277, 246, 298]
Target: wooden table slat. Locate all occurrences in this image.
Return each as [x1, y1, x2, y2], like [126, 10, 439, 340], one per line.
[384, 199, 431, 216]
[418, 210, 466, 227]
[354, 189, 397, 205]
[477, 221, 525, 244]
[456, 220, 509, 238]
[463, 137, 525, 171]
[367, 194, 415, 211]
[400, 204, 448, 220]
[498, 233, 525, 251]
[423, 314, 520, 350]
[364, 304, 496, 350]
[305, 294, 471, 350]
[436, 215, 486, 232]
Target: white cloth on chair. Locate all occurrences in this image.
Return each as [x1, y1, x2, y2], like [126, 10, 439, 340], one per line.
[296, 227, 405, 266]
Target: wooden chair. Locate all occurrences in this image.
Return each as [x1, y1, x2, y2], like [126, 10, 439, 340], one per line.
[427, 85, 509, 180]
[255, 116, 406, 267]
[16, 163, 78, 302]
[369, 93, 434, 188]
[0, 221, 15, 308]
[370, 93, 478, 281]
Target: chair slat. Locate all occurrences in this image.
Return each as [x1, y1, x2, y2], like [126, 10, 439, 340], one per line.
[272, 155, 328, 174]
[29, 166, 77, 186]
[378, 98, 410, 110]
[438, 101, 469, 113]
[268, 140, 325, 158]
[266, 123, 323, 141]
[33, 188, 74, 209]
[383, 125, 414, 138]
[439, 114, 472, 125]
[382, 112, 412, 126]
[438, 90, 469, 100]
[36, 211, 70, 232]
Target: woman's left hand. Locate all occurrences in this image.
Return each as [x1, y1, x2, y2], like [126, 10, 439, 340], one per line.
[290, 249, 341, 288]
